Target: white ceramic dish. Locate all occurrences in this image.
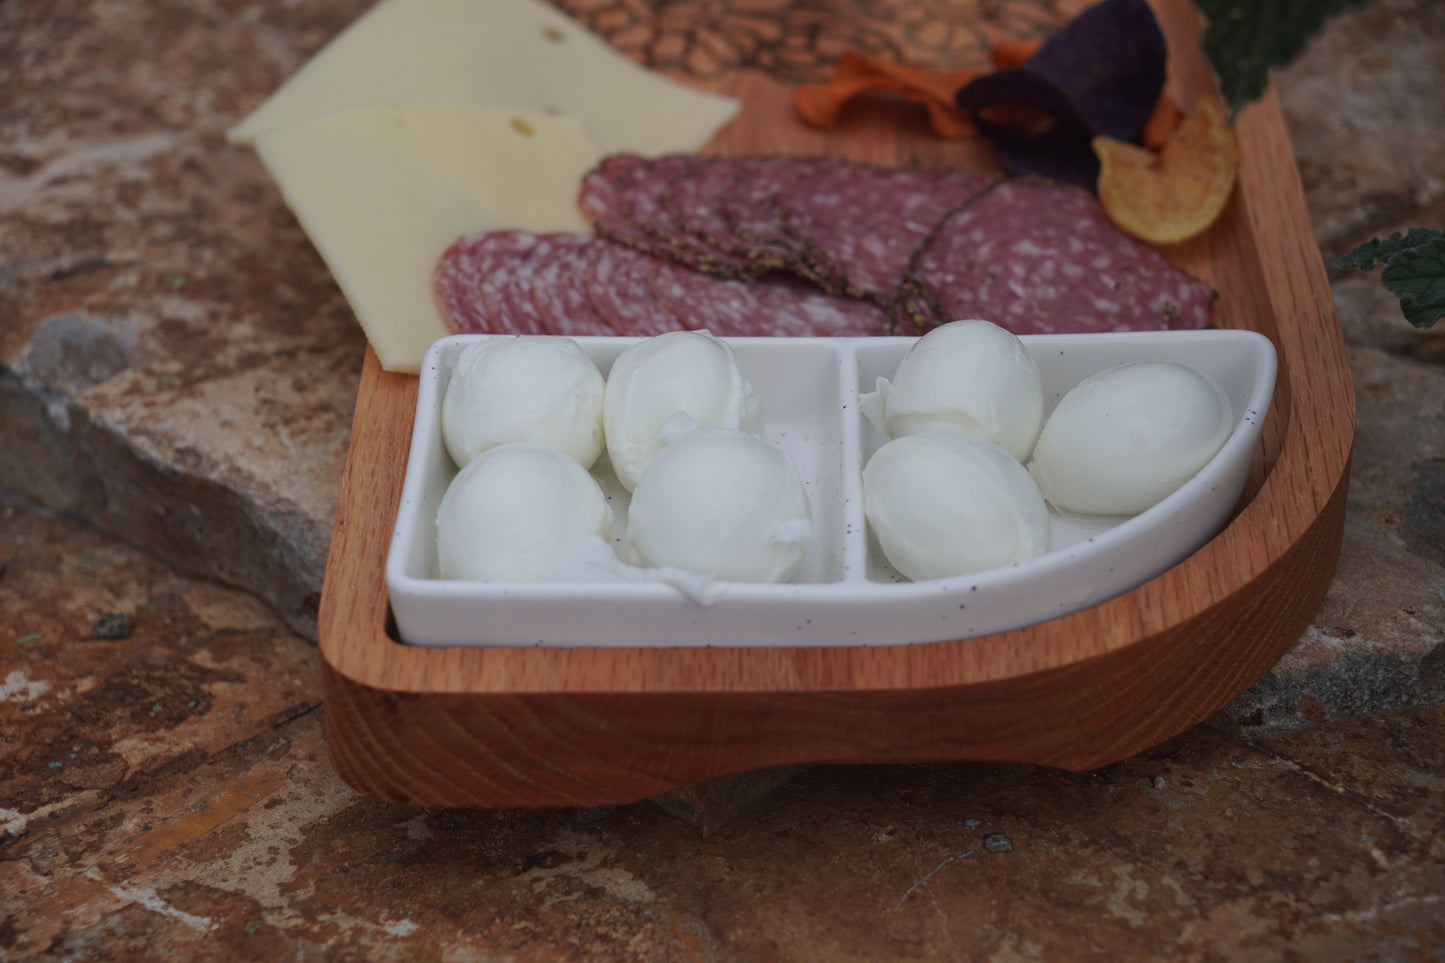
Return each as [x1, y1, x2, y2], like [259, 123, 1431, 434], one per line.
[385, 329, 1276, 647]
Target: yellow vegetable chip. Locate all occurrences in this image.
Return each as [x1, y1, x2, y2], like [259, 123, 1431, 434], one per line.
[1093, 94, 1237, 244]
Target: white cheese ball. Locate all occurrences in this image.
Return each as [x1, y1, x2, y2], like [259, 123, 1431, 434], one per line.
[860, 319, 1045, 461]
[442, 336, 605, 469]
[435, 444, 612, 581]
[603, 330, 763, 491]
[624, 425, 812, 583]
[1028, 361, 1234, 516]
[863, 432, 1051, 581]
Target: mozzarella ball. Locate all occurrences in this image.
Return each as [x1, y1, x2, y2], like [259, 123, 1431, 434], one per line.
[435, 444, 612, 581]
[860, 319, 1044, 461]
[603, 330, 763, 491]
[624, 426, 811, 583]
[1028, 361, 1233, 516]
[442, 336, 605, 469]
[863, 432, 1051, 581]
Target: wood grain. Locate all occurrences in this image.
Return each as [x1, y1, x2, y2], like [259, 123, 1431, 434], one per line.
[317, 0, 1354, 807]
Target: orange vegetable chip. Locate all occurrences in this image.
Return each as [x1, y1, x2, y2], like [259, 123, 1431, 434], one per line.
[1094, 94, 1237, 244]
[793, 51, 981, 138]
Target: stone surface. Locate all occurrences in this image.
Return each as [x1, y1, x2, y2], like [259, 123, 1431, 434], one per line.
[1225, 342, 1445, 730]
[1275, 0, 1445, 262]
[0, 0, 368, 639]
[3, 505, 1442, 960]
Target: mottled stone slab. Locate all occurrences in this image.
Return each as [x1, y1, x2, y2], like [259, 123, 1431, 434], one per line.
[1227, 343, 1445, 730]
[0, 499, 321, 838]
[3, 505, 1442, 960]
[0, 0, 369, 637]
[1276, 0, 1445, 259]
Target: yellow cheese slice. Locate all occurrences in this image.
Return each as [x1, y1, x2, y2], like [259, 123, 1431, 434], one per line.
[252, 104, 600, 373]
[229, 0, 739, 155]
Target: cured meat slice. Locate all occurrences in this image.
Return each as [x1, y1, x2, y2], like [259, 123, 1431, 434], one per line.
[661, 155, 795, 279]
[584, 152, 692, 250]
[434, 230, 547, 334]
[437, 231, 607, 336]
[487, 232, 593, 335]
[716, 155, 832, 248]
[579, 153, 849, 289]
[646, 258, 766, 337]
[663, 155, 756, 248]
[586, 241, 694, 337]
[903, 180, 1215, 334]
[754, 277, 893, 337]
[714, 155, 849, 293]
[581, 153, 756, 277]
[777, 165, 994, 303]
[530, 235, 618, 336]
[576, 153, 648, 225]
[649, 255, 890, 338]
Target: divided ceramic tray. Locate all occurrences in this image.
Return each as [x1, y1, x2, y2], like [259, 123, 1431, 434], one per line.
[316, 0, 1355, 807]
[387, 330, 1275, 648]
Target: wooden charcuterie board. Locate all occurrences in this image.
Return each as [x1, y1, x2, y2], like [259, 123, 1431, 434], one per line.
[316, 0, 1354, 807]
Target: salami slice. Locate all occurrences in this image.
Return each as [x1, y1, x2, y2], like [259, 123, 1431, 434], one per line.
[648, 252, 892, 338]
[576, 153, 649, 225]
[485, 232, 593, 336]
[434, 230, 546, 334]
[903, 180, 1215, 334]
[530, 235, 618, 337]
[777, 165, 994, 303]
[756, 277, 893, 337]
[581, 153, 757, 278]
[579, 153, 858, 294]
[662, 155, 791, 279]
[586, 241, 695, 337]
[716, 155, 849, 293]
[772, 282, 894, 337]
[647, 258, 767, 337]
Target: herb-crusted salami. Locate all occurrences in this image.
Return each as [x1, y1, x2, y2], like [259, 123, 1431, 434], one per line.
[581, 153, 854, 293]
[775, 164, 994, 303]
[662, 155, 800, 280]
[711, 155, 850, 293]
[575, 153, 1215, 338]
[902, 180, 1214, 334]
[581, 153, 759, 278]
[576, 153, 647, 226]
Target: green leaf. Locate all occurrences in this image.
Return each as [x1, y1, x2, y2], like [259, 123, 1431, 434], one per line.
[1337, 229, 1445, 329]
[1193, 0, 1370, 111]
[1335, 228, 1443, 271]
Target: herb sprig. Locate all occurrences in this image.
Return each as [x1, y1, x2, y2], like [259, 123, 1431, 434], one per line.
[1336, 229, 1445, 329]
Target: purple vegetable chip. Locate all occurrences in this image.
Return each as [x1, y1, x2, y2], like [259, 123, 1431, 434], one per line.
[955, 0, 1166, 188]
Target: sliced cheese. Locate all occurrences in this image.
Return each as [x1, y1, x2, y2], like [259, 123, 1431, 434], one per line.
[229, 0, 739, 155]
[252, 104, 600, 373]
